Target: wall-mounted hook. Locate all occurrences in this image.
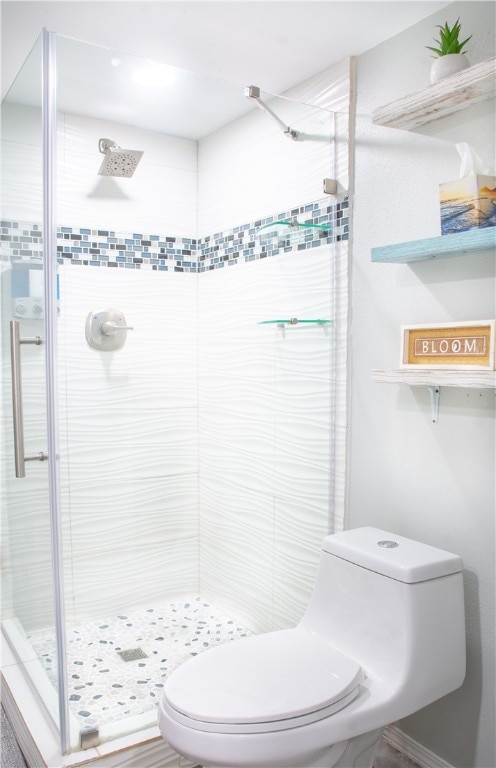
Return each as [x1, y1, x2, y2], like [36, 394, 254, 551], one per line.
[85, 308, 134, 351]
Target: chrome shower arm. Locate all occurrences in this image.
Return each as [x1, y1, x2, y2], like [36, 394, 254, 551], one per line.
[98, 138, 119, 154]
[244, 85, 299, 140]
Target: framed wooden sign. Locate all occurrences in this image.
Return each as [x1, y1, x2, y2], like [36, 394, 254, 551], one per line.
[401, 320, 496, 369]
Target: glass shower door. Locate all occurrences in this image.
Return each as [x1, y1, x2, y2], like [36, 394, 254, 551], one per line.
[0, 31, 70, 753]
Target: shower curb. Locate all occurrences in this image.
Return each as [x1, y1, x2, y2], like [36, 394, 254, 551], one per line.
[1, 632, 196, 768]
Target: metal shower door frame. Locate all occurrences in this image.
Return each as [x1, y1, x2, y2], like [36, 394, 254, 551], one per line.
[42, 27, 71, 756]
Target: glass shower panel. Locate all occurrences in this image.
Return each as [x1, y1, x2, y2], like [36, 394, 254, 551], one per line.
[50, 35, 263, 743]
[14, 32, 337, 747]
[0, 34, 63, 732]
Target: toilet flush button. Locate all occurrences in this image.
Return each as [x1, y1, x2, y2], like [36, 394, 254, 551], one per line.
[377, 540, 399, 548]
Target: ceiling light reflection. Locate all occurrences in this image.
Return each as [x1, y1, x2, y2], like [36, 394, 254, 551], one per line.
[131, 65, 176, 88]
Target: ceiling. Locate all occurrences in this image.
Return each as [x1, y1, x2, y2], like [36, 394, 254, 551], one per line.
[1, 1, 450, 101]
[1, 1, 451, 140]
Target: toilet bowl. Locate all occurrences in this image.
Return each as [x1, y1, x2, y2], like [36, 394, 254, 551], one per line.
[158, 527, 466, 767]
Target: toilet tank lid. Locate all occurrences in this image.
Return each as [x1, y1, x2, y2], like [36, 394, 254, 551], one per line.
[322, 527, 463, 583]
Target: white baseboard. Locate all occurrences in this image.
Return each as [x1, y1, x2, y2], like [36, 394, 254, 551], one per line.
[384, 725, 455, 768]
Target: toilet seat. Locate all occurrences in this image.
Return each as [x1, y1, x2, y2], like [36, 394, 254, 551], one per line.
[162, 628, 362, 734]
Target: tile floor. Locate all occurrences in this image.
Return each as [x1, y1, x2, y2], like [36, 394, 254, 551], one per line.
[28, 596, 252, 729]
[373, 740, 421, 768]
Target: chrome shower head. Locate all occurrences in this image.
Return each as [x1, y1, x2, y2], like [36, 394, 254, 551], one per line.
[97, 138, 144, 177]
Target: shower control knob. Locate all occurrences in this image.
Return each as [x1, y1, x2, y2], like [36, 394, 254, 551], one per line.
[101, 321, 134, 336]
[85, 308, 133, 351]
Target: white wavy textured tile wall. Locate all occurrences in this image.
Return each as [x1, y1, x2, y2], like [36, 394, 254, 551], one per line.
[57, 113, 197, 235]
[61, 424, 198, 485]
[199, 478, 275, 634]
[67, 538, 198, 622]
[62, 474, 198, 556]
[58, 269, 197, 372]
[198, 245, 334, 631]
[1, 297, 56, 633]
[329, 239, 349, 529]
[55, 265, 200, 624]
[2, 329, 71, 626]
[2, 379, 47, 455]
[1, 468, 56, 630]
[273, 502, 328, 628]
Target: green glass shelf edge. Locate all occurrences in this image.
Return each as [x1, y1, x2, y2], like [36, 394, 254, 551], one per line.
[258, 319, 333, 325]
[371, 227, 496, 263]
[257, 220, 331, 234]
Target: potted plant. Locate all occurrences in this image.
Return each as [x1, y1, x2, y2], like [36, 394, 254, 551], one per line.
[427, 18, 472, 84]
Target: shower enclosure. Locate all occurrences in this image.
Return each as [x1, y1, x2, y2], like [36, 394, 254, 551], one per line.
[1, 30, 351, 765]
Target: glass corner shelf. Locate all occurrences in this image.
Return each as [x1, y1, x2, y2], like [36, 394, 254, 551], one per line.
[258, 318, 333, 327]
[256, 219, 331, 238]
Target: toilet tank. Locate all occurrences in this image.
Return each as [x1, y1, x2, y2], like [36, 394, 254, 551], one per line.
[299, 527, 466, 707]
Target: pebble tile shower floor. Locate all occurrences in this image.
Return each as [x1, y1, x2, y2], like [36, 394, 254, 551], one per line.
[28, 596, 253, 730]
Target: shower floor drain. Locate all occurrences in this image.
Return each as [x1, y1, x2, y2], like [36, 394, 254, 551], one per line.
[117, 647, 148, 662]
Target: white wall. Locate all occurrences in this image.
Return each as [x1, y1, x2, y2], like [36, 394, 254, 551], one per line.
[350, 3, 495, 767]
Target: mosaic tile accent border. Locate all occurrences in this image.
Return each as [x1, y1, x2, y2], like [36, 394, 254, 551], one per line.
[1, 197, 348, 274]
[28, 596, 252, 731]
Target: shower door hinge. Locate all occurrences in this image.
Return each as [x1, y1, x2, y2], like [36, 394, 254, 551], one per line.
[323, 178, 337, 196]
[80, 727, 100, 750]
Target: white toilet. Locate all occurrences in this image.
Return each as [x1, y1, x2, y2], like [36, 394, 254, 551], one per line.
[158, 527, 466, 768]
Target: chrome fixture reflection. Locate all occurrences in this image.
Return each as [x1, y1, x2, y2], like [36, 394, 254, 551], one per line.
[97, 138, 144, 177]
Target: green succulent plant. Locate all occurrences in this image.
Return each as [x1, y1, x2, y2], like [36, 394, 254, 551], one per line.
[426, 18, 472, 57]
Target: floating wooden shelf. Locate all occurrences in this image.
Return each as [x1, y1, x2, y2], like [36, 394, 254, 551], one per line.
[372, 368, 496, 388]
[371, 227, 495, 263]
[372, 57, 496, 131]
[372, 368, 495, 421]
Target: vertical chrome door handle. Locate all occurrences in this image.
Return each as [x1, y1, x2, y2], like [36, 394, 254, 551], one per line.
[10, 320, 48, 477]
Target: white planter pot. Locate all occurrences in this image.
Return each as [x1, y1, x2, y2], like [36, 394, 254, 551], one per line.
[430, 53, 469, 84]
